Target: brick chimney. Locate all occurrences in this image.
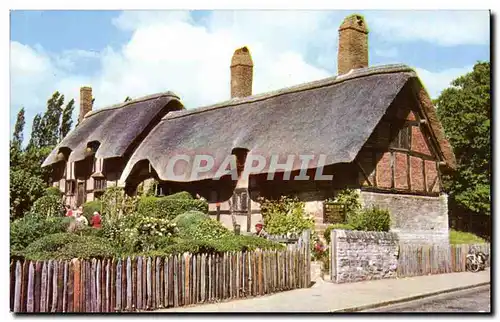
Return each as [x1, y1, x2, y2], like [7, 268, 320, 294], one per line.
[337, 14, 369, 75]
[79, 86, 93, 123]
[230, 46, 253, 98]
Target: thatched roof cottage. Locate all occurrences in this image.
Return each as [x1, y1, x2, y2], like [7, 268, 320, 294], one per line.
[44, 14, 455, 245]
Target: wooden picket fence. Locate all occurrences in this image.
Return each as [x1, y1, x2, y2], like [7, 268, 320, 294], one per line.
[10, 247, 311, 313]
[397, 243, 490, 277]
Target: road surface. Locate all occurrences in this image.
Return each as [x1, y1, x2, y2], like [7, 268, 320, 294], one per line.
[363, 285, 491, 313]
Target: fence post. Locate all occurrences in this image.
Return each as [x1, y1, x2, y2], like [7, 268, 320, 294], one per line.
[300, 229, 311, 286]
[330, 229, 337, 282]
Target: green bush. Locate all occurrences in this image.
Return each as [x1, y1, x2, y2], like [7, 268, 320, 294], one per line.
[10, 215, 71, 252]
[164, 191, 193, 200]
[334, 189, 362, 218]
[83, 200, 103, 222]
[323, 223, 356, 244]
[100, 187, 139, 221]
[10, 169, 46, 220]
[259, 196, 314, 235]
[172, 211, 209, 230]
[30, 194, 64, 217]
[449, 229, 486, 245]
[158, 234, 284, 255]
[20, 233, 115, 260]
[45, 187, 63, 197]
[178, 217, 232, 240]
[137, 195, 208, 220]
[347, 206, 391, 232]
[100, 211, 179, 254]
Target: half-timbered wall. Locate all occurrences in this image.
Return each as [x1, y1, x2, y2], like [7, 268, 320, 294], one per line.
[356, 85, 449, 245]
[356, 84, 443, 196]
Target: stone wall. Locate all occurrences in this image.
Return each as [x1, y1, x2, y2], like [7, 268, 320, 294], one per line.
[331, 230, 399, 283]
[360, 191, 449, 245]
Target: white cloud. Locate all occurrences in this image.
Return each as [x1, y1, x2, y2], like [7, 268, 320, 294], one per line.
[368, 10, 490, 46]
[10, 11, 485, 144]
[415, 65, 473, 98]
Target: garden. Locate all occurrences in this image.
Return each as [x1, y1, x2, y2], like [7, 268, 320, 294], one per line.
[10, 186, 286, 262]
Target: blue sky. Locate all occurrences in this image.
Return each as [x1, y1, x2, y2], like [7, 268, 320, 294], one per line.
[10, 10, 490, 145]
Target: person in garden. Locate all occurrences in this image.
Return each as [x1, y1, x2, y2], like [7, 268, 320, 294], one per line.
[74, 207, 88, 227]
[64, 205, 73, 217]
[255, 222, 269, 239]
[90, 211, 102, 229]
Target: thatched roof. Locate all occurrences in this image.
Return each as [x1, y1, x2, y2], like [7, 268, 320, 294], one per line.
[42, 92, 182, 167]
[120, 64, 456, 183]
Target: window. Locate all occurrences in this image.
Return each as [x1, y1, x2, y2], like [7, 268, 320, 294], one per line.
[231, 189, 249, 212]
[390, 125, 410, 150]
[94, 178, 106, 191]
[65, 180, 76, 195]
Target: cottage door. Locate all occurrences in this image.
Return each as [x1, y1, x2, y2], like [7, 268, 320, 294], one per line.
[77, 182, 86, 206]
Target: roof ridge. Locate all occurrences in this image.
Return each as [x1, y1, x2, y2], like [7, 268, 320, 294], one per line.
[83, 91, 181, 119]
[162, 64, 416, 122]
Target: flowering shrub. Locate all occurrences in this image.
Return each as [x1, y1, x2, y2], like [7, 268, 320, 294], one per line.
[102, 212, 178, 253]
[258, 196, 314, 235]
[100, 187, 139, 221]
[311, 239, 329, 273]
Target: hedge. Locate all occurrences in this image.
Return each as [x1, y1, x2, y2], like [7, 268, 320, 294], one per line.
[10, 215, 72, 252]
[19, 233, 116, 260]
[30, 194, 64, 217]
[18, 232, 285, 260]
[172, 210, 209, 230]
[154, 234, 285, 255]
[348, 206, 391, 232]
[163, 191, 193, 200]
[137, 195, 208, 220]
[178, 217, 232, 240]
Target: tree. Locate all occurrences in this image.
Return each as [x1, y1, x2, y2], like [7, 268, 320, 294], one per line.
[10, 169, 46, 219]
[60, 99, 75, 140]
[27, 113, 42, 151]
[39, 91, 64, 147]
[12, 108, 25, 149]
[10, 90, 77, 219]
[124, 96, 132, 102]
[434, 61, 490, 216]
[10, 108, 25, 168]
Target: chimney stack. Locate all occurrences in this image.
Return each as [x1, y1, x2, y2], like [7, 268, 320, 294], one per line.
[230, 46, 253, 98]
[337, 14, 369, 75]
[79, 86, 93, 123]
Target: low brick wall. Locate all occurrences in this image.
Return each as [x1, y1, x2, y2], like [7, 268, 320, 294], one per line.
[330, 230, 399, 283]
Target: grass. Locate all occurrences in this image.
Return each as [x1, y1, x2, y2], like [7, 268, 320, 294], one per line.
[449, 229, 486, 245]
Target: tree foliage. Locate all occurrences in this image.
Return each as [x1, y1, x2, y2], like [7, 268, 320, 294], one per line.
[10, 169, 47, 220]
[40, 91, 65, 147]
[435, 62, 491, 215]
[10, 90, 76, 219]
[60, 98, 75, 140]
[259, 196, 314, 235]
[27, 114, 42, 150]
[12, 107, 25, 150]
